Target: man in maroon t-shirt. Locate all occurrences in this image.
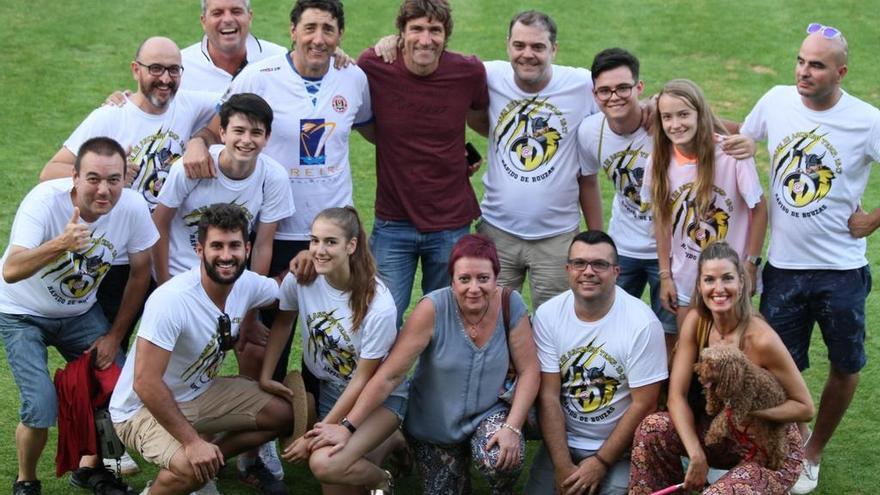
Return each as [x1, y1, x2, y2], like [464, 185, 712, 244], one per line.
[357, 0, 489, 327]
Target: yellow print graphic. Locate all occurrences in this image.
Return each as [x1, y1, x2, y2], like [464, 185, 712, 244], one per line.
[130, 128, 183, 205]
[182, 335, 224, 391]
[307, 309, 357, 381]
[494, 97, 565, 174]
[671, 183, 731, 250]
[772, 127, 837, 209]
[42, 235, 113, 303]
[561, 339, 622, 415]
[604, 142, 650, 213]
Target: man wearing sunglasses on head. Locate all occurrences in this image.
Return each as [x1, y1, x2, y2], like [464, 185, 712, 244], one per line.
[525, 231, 667, 495]
[109, 204, 292, 495]
[726, 23, 880, 494]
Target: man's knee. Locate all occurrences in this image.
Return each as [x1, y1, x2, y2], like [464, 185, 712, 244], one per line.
[256, 396, 293, 434]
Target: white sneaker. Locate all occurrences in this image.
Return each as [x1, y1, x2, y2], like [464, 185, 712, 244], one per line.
[791, 459, 820, 494]
[104, 451, 140, 475]
[190, 478, 222, 495]
[258, 440, 284, 480]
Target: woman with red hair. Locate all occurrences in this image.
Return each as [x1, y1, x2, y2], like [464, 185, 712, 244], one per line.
[307, 234, 540, 493]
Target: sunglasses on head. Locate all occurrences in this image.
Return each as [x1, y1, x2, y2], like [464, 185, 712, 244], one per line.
[806, 23, 841, 39]
[217, 313, 238, 352]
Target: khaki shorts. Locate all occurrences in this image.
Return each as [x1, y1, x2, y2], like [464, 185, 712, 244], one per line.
[114, 376, 274, 469]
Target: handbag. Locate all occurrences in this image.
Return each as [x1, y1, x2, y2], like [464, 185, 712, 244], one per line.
[497, 287, 541, 440]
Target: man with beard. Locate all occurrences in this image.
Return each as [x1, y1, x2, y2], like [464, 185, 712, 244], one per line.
[0, 138, 157, 495]
[38, 42, 217, 449]
[526, 231, 666, 495]
[109, 204, 292, 495]
[181, 0, 287, 95]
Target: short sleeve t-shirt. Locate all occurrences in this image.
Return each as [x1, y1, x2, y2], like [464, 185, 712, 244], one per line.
[180, 34, 288, 95]
[63, 91, 215, 265]
[740, 85, 880, 269]
[579, 114, 655, 258]
[642, 141, 764, 304]
[109, 268, 279, 422]
[224, 54, 372, 240]
[533, 287, 668, 450]
[480, 61, 599, 239]
[156, 145, 295, 276]
[278, 274, 406, 399]
[0, 180, 158, 318]
[358, 48, 489, 232]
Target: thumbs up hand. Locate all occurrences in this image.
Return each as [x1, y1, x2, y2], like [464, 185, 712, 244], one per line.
[62, 207, 92, 252]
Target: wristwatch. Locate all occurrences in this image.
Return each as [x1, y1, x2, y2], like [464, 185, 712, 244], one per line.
[746, 255, 763, 267]
[340, 417, 357, 434]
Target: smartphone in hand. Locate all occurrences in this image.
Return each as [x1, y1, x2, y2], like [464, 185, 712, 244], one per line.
[465, 142, 481, 167]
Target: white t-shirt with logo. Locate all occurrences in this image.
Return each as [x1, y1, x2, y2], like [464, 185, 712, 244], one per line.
[63, 91, 216, 264]
[225, 54, 372, 240]
[533, 286, 667, 450]
[109, 267, 279, 422]
[156, 145, 295, 276]
[0, 179, 158, 318]
[642, 142, 763, 304]
[480, 61, 599, 239]
[579, 114, 655, 258]
[180, 34, 288, 95]
[278, 273, 406, 399]
[741, 85, 880, 269]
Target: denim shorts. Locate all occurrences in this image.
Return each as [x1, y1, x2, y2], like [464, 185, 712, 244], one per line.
[317, 379, 407, 423]
[0, 305, 120, 427]
[759, 263, 871, 373]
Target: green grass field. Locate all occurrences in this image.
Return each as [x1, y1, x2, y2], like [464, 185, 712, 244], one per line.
[1, 0, 878, 493]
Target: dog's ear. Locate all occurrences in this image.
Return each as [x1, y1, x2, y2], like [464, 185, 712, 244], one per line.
[713, 350, 743, 398]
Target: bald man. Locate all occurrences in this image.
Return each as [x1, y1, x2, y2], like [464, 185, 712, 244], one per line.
[734, 24, 880, 494]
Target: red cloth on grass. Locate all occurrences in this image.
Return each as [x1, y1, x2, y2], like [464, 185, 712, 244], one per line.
[53, 353, 121, 477]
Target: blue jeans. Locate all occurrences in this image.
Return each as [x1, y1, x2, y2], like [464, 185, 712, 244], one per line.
[370, 218, 470, 328]
[616, 255, 677, 333]
[0, 305, 122, 427]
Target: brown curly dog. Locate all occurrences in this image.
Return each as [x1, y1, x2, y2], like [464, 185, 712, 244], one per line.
[693, 345, 789, 469]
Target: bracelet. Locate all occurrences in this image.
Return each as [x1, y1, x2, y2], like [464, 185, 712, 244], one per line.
[658, 270, 672, 280]
[501, 422, 522, 437]
[593, 452, 612, 470]
[340, 417, 357, 434]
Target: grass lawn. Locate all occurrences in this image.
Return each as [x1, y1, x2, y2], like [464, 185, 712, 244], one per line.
[1, 0, 878, 493]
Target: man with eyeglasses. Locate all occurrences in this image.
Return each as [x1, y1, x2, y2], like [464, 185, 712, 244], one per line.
[726, 24, 880, 494]
[109, 203, 291, 495]
[0, 137, 158, 495]
[181, 0, 287, 95]
[475, 10, 602, 310]
[526, 230, 667, 495]
[577, 48, 678, 345]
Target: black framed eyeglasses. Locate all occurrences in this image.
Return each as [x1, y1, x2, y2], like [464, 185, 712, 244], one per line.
[135, 60, 184, 77]
[217, 313, 238, 352]
[567, 258, 617, 273]
[594, 83, 635, 101]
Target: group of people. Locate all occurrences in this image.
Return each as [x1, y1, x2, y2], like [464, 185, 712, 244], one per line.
[1, 0, 877, 495]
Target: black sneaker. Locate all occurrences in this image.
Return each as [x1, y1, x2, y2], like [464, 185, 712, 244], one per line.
[239, 458, 287, 495]
[12, 480, 41, 495]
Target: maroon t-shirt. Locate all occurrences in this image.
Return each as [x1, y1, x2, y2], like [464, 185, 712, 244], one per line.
[358, 48, 489, 232]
